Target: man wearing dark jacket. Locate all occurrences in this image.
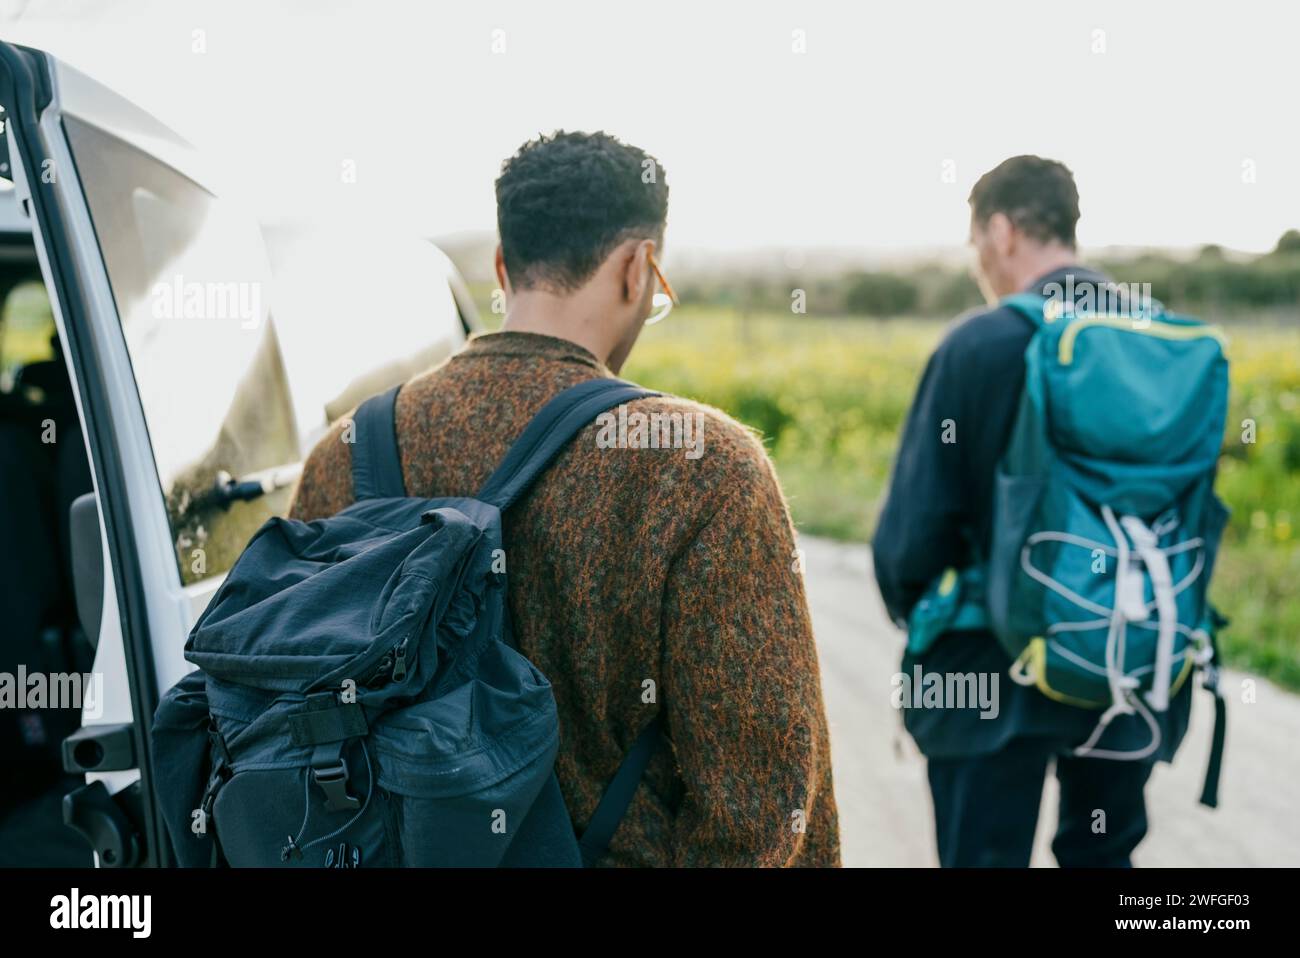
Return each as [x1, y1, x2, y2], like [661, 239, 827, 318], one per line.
[873, 156, 1191, 867]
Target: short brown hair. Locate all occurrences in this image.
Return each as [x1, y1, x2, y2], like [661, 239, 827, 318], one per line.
[969, 155, 1079, 247]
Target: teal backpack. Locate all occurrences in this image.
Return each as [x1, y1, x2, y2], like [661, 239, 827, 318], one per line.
[908, 291, 1230, 806]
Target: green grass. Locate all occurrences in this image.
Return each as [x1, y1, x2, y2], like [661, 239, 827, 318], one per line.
[626, 308, 937, 540]
[1211, 334, 1300, 688]
[624, 306, 1300, 691]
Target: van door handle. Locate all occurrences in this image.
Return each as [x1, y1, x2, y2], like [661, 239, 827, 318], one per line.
[69, 491, 103, 648]
[63, 722, 137, 773]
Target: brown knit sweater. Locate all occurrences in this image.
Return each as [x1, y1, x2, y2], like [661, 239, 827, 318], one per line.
[289, 331, 840, 867]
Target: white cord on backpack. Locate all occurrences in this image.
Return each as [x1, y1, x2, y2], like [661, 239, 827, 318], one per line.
[1014, 505, 1205, 762]
[1073, 687, 1162, 761]
[1121, 514, 1178, 711]
[1100, 506, 1137, 714]
[1072, 506, 1161, 761]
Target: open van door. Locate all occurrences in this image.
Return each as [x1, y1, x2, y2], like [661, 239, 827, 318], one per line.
[0, 42, 288, 867]
[0, 43, 477, 868]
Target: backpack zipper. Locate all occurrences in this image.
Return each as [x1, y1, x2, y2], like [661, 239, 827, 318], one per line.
[391, 641, 408, 682]
[364, 638, 409, 686]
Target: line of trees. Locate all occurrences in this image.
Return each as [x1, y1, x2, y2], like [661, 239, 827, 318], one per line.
[678, 231, 1300, 320]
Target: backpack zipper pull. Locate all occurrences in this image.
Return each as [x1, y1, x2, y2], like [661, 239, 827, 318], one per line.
[365, 652, 392, 687]
[391, 641, 408, 682]
[281, 835, 302, 862]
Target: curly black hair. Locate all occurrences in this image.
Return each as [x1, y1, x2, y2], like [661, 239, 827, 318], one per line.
[969, 155, 1080, 247]
[495, 130, 669, 293]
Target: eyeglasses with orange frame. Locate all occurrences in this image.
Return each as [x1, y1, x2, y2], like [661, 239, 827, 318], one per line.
[645, 251, 679, 325]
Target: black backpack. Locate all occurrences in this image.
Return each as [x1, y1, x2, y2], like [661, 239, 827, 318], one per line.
[152, 378, 665, 866]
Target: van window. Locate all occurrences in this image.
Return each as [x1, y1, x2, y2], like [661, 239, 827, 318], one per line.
[64, 115, 297, 586]
[0, 280, 56, 391]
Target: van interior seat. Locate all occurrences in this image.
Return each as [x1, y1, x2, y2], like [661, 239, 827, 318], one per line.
[0, 299, 94, 866]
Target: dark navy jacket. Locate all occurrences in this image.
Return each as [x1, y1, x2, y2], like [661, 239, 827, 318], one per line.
[872, 266, 1193, 760]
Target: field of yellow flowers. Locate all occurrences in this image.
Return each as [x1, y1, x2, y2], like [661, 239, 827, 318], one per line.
[625, 307, 1300, 689]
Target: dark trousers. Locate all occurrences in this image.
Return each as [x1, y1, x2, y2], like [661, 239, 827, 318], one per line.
[926, 737, 1156, 867]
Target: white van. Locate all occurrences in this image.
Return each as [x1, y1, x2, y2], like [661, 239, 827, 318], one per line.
[0, 42, 479, 866]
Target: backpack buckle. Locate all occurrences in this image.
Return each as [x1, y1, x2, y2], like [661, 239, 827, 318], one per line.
[312, 752, 361, 813]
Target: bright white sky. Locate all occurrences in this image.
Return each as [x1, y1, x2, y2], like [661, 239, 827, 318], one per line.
[4, 0, 1297, 255]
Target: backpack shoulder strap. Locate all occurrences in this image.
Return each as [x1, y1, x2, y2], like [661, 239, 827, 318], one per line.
[578, 712, 665, 867]
[1000, 291, 1051, 327]
[476, 378, 659, 511]
[350, 384, 407, 500]
[478, 376, 664, 865]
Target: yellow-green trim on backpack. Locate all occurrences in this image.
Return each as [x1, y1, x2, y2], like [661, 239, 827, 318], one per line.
[1010, 636, 1198, 710]
[937, 567, 958, 597]
[1058, 316, 1228, 365]
[1168, 646, 1196, 699]
[1012, 638, 1108, 708]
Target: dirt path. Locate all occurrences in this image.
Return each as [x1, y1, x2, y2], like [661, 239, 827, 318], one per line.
[801, 535, 1300, 867]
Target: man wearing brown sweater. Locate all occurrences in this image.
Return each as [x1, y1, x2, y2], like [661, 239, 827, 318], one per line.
[289, 131, 839, 866]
